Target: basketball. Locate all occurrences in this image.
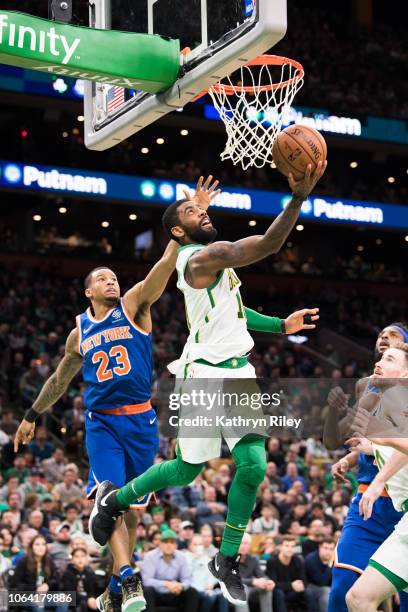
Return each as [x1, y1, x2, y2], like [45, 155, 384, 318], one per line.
[272, 124, 327, 180]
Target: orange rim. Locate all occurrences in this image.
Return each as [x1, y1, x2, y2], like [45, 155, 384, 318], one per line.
[209, 54, 304, 96]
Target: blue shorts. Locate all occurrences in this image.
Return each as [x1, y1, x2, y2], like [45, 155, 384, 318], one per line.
[85, 407, 159, 503]
[335, 492, 403, 573]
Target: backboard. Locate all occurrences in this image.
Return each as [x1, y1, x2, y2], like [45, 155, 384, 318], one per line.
[84, 0, 287, 151]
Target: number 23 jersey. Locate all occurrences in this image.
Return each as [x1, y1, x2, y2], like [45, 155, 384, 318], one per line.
[76, 298, 152, 411]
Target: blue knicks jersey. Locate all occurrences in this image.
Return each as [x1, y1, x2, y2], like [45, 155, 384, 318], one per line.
[357, 381, 381, 484]
[76, 298, 152, 411]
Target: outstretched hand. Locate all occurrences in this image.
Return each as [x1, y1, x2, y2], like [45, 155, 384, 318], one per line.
[288, 160, 327, 201]
[284, 308, 319, 334]
[14, 419, 36, 453]
[183, 175, 221, 210]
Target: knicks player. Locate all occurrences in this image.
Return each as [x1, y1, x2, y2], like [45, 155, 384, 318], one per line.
[14, 177, 221, 612]
[324, 323, 408, 612]
[89, 160, 326, 606]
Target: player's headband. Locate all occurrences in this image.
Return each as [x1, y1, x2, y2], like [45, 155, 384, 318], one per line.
[388, 323, 408, 344]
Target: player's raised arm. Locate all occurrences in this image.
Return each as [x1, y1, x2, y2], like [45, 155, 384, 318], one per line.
[14, 329, 83, 452]
[123, 175, 221, 313]
[187, 162, 326, 282]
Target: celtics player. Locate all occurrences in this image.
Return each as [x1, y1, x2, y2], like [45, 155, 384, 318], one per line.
[89, 161, 326, 605]
[343, 343, 408, 612]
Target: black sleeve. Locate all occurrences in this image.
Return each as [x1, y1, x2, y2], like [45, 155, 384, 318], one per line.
[61, 569, 77, 592]
[47, 561, 62, 591]
[295, 556, 307, 583]
[9, 559, 35, 591]
[85, 570, 98, 598]
[265, 556, 292, 593]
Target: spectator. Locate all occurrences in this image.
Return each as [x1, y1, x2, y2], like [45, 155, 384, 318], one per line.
[13, 528, 39, 565]
[184, 533, 228, 612]
[0, 534, 11, 575]
[265, 461, 283, 492]
[19, 359, 44, 408]
[52, 468, 84, 508]
[282, 463, 308, 492]
[41, 448, 68, 484]
[27, 510, 52, 543]
[0, 475, 20, 503]
[178, 521, 195, 550]
[48, 523, 72, 570]
[200, 525, 218, 558]
[141, 529, 199, 612]
[266, 535, 314, 612]
[4, 456, 29, 484]
[301, 519, 325, 557]
[236, 533, 275, 612]
[28, 426, 54, 461]
[6, 492, 24, 531]
[64, 503, 83, 536]
[304, 538, 335, 612]
[196, 487, 226, 528]
[18, 468, 48, 500]
[9, 534, 63, 610]
[251, 504, 280, 535]
[151, 506, 169, 533]
[0, 409, 19, 436]
[0, 526, 18, 560]
[61, 546, 98, 611]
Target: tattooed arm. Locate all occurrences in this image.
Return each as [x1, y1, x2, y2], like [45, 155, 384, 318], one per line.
[14, 329, 83, 452]
[186, 162, 327, 289]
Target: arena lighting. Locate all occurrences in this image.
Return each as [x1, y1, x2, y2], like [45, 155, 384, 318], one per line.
[357, 245, 364, 251]
[33, 214, 41, 221]
[388, 176, 395, 183]
[180, 129, 189, 135]
[140, 180, 156, 198]
[21, 129, 28, 138]
[405, 236, 408, 242]
[101, 221, 109, 228]
[141, 147, 149, 154]
[350, 161, 358, 168]
[129, 213, 137, 220]
[58, 207, 67, 213]
[156, 137, 165, 144]
[249, 220, 257, 226]
[77, 115, 84, 122]
[296, 224, 304, 231]
[52, 78, 68, 94]
[376, 239, 382, 245]
[62, 131, 68, 138]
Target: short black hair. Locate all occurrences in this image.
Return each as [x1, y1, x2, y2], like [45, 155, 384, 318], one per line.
[162, 199, 188, 242]
[84, 267, 114, 290]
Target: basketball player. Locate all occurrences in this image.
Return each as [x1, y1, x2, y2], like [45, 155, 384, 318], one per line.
[325, 324, 408, 612]
[13, 176, 221, 612]
[342, 344, 408, 611]
[88, 160, 327, 606]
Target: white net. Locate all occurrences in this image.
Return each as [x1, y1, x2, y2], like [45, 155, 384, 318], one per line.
[208, 56, 304, 170]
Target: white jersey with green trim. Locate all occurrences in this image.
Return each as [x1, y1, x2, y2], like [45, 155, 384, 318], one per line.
[373, 443, 408, 511]
[167, 243, 254, 373]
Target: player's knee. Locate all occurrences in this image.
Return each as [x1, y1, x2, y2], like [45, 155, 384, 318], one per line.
[237, 458, 266, 489]
[177, 457, 204, 486]
[345, 584, 371, 611]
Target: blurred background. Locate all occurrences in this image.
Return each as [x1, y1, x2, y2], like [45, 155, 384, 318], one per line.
[0, 1, 407, 610]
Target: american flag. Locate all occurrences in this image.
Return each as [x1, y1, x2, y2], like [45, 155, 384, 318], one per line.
[107, 86, 125, 114]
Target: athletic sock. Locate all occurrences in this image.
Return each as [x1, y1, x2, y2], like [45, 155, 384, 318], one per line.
[116, 455, 203, 509]
[220, 438, 266, 557]
[119, 565, 133, 581]
[108, 575, 122, 594]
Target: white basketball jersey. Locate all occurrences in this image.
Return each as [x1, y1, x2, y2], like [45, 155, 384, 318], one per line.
[373, 443, 408, 511]
[167, 244, 254, 373]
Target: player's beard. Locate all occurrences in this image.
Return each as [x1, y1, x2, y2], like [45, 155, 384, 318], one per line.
[186, 226, 218, 245]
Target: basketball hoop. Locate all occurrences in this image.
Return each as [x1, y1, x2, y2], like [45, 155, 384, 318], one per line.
[206, 55, 304, 170]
